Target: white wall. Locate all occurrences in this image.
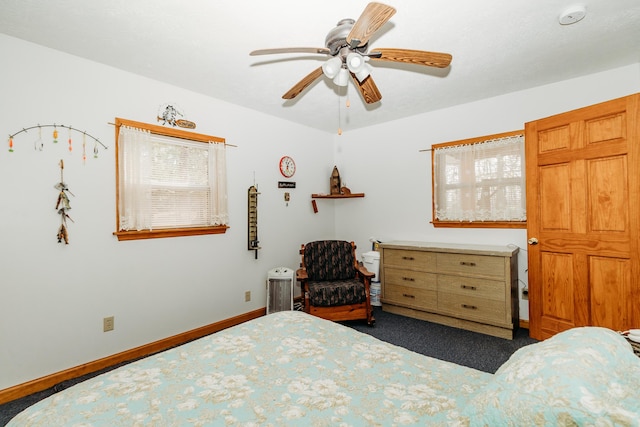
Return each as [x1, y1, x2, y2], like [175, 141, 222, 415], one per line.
[1, 31, 638, 391]
[0, 34, 336, 390]
[333, 63, 640, 323]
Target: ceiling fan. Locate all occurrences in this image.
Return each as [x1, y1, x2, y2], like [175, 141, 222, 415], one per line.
[250, 2, 452, 104]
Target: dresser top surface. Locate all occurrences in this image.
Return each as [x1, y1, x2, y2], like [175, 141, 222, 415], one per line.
[379, 241, 519, 257]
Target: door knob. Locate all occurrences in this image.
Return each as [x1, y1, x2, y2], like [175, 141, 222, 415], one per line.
[528, 237, 539, 245]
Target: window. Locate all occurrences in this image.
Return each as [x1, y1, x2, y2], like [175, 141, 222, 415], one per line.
[432, 130, 526, 228]
[114, 118, 229, 241]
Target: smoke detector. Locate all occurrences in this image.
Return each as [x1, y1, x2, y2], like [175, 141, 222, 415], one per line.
[559, 5, 587, 25]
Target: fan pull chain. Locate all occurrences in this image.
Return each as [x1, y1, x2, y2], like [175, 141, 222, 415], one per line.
[345, 83, 351, 108]
[337, 84, 350, 136]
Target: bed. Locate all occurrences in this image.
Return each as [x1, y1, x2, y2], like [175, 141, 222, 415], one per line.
[7, 311, 640, 426]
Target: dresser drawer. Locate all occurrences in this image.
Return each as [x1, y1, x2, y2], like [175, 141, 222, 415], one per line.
[384, 267, 437, 290]
[383, 249, 436, 272]
[437, 253, 505, 279]
[438, 292, 507, 324]
[438, 275, 505, 301]
[384, 284, 437, 311]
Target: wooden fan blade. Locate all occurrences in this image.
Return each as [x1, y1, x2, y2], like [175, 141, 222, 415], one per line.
[351, 73, 382, 104]
[250, 47, 330, 56]
[346, 2, 396, 48]
[282, 67, 324, 100]
[370, 48, 452, 68]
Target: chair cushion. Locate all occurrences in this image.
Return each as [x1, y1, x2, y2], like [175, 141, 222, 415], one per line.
[308, 280, 367, 306]
[304, 240, 356, 281]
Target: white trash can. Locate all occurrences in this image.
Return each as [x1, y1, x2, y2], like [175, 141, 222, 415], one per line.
[362, 251, 381, 306]
[362, 251, 380, 282]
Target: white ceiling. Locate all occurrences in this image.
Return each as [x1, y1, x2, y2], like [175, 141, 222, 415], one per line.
[1, 0, 639, 133]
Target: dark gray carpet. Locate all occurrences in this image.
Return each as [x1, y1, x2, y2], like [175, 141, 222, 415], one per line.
[346, 306, 537, 373]
[0, 307, 537, 425]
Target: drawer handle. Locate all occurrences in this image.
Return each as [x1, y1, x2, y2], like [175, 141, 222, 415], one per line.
[461, 304, 478, 310]
[402, 293, 416, 299]
[402, 256, 415, 261]
[461, 285, 477, 291]
[402, 277, 415, 282]
[460, 261, 476, 267]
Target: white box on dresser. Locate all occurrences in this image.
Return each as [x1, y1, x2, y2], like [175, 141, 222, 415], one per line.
[379, 241, 519, 339]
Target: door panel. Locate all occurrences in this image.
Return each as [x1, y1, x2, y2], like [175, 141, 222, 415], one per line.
[590, 256, 631, 329]
[539, 164, 571, 230]
[588, 156, 627, 233]
[540, 252, 574, 323]
[526, 94, 640, 340]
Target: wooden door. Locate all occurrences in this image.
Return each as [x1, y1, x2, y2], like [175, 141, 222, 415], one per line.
[526, 94, 640, 340]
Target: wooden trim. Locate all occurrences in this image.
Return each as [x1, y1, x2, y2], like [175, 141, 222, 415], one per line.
[114, 117, 225, 143]
[519, 319, 530, 330]
[0, 308, 265, 405]
[114, 225, 229, 241]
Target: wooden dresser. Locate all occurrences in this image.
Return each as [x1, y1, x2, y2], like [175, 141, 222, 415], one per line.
[379, 241, 519, 339]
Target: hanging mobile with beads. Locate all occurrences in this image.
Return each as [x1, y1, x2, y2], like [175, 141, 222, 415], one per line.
[8, 123, 107, 155]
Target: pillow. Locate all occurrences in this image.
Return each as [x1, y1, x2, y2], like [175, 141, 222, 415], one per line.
[463, 327, 640, 426]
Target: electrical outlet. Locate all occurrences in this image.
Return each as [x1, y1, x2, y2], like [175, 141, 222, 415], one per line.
[245, 291, 251, 302]
[103, 316, 114, 332]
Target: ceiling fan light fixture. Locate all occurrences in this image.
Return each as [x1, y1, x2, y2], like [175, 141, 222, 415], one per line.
[354, 62, 372, 82]
[346, 52, 365, 70]
[333, 68, 349, 87]
[322, 57, 343, 79]
[346, 52, 371, 82]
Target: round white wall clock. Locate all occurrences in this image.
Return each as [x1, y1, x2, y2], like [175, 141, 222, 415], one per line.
[279, 156, 296, 178]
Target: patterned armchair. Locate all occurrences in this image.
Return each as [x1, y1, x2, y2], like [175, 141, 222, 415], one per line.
[296, 240, 375, 325]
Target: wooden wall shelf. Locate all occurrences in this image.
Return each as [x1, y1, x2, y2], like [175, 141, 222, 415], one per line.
[311, 193, 365, 199]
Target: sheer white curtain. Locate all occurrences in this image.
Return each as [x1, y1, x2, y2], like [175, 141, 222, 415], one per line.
[208, 142, 228, 226]
[434, 135, 526, 222]
[118, 125, 152, 230]
[118, 125, 229, 231]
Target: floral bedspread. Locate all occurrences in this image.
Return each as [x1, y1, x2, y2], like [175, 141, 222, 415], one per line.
[8, 311, 491, 426]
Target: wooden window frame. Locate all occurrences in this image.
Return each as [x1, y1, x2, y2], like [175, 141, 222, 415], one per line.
[113, 118, 229, 241]
[431, 130, 527, 229]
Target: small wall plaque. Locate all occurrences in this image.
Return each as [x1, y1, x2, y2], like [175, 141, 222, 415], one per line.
[278, 181, 296, 188]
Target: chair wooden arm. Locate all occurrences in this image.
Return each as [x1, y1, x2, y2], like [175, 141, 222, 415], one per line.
[296, 268, 308, 281]
[355, 262, 375, 281]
